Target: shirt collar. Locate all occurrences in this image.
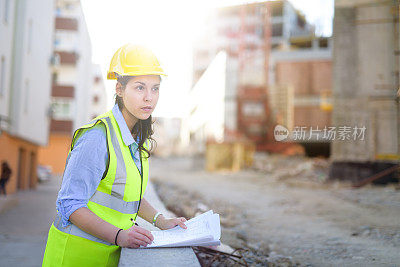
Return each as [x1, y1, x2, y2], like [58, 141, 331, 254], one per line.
[112, 104, 139, 147]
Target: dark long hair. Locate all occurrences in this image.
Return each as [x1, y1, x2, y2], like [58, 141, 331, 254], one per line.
[115, 75, 157, 159]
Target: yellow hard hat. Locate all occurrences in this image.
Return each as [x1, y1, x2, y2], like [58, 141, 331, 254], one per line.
[107, 44, 167, 80]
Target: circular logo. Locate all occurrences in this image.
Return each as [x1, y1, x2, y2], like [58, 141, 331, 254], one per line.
[274, 125, 289, 141]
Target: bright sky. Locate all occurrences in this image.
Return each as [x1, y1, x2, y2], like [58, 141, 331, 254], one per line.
[81, 0, 334, 118]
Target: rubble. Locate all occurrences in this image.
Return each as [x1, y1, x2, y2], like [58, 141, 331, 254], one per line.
[266, 251, 294, 267]
[252, 152, 330, 184]
[153, 180, 296, 267]
[151, 156, 400, 266]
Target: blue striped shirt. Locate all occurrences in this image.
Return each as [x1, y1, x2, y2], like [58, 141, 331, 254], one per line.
[56, 104, 143, 227]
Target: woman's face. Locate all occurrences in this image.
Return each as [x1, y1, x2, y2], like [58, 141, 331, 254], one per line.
[117, 75, 160, 121]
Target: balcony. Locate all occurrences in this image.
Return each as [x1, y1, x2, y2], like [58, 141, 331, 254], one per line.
[245, 16, 262, 25]
[55, 17, 78, 31]
[290, 25, 315, 39]
[50, 119, 73, 133]
[54, 51, 78, 65]
[51, 85, 75, 98]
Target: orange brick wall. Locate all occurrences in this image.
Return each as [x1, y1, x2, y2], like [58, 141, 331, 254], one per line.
[276, 60, 332, 95]
[38, 133, 71, 175]
[294, 106, 332, 128]
[275, 60, 332, 128]
[311, 61, 331, 94]
[0, 132, 39, 194]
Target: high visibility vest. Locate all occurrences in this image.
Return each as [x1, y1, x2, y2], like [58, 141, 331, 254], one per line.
[42, 110, 149, 267]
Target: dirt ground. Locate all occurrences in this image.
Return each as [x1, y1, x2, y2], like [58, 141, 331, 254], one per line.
[149, 154, 400, 266]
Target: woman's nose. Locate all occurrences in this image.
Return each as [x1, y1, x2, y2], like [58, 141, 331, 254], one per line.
[144, 90, 152, 102]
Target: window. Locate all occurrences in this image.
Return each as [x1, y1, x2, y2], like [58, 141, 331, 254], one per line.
[55, 7, 61, 17]
[297, 16, 305, 28]
[272, 23, 283, 37]
[271, 3, 283, 17]
[54, 37, 61, 48]
[247, 124, 263, 135]
[255, 25, 264, 38]
[51, 98, 74, 120]
[242, 102, 264, 117]
[52, 72, 58, 84]
[0, 56, 5, 97]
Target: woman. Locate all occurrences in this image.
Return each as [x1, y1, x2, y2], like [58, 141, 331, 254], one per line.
[42, 44, 187, 266]
[0, 161, 12, 195]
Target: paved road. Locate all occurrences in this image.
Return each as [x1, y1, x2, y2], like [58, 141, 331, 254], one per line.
[0, 176, 60, 267]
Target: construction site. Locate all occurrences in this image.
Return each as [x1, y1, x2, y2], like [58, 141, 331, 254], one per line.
[0, 0, 399, 266]
[153, 0, 400, 265]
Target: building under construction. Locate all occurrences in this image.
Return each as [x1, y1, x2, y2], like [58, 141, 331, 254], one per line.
[191, 0, 332, 155]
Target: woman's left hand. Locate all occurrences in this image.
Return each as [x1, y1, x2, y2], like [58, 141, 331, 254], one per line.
[157, 216, 187, 230]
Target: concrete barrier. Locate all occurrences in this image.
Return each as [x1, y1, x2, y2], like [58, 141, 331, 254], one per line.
[118, 182, 201, 267]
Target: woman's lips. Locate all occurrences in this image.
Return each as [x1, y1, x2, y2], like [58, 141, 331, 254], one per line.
[141, 107, 152, 112]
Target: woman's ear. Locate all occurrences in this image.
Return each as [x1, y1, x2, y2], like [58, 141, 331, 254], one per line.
[116, 82, 123, 97]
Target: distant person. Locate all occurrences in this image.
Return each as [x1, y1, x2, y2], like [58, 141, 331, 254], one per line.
[0, 161, 12, 195]
[42, 44, 188, 266]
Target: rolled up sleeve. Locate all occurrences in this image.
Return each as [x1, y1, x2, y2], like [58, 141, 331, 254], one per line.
[56, 125, 108, 227]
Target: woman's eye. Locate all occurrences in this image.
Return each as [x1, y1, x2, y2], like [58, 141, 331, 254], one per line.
[137, 86, 144, 90]
[153, 87, 159, 91]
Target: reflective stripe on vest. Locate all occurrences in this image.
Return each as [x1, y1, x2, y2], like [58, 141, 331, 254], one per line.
[53, 213, 112, 246]
[105, 117, 127, 199]
[89, 190, 139, 214]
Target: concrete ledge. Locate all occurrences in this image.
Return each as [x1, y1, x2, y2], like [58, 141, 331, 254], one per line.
[119, 247, 200, 267]
[118, 181, 200, 267]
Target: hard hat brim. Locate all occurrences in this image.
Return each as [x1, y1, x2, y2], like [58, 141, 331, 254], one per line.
[107, 71, 168, 80]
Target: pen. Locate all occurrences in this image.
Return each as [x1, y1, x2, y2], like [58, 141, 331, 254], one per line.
[131, 217, 139, 226]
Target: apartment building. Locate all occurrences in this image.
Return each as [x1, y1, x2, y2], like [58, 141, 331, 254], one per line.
[0, 0, 54, 194]
[37, 0, 103, 174]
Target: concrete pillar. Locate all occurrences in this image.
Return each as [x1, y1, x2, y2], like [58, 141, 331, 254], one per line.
[329, 1, 399, 184]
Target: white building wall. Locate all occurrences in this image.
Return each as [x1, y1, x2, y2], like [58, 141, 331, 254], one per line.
[224, 55, 239, 132]
[188, 51, 227, 151]
[90, 64, 107, 118]
[74, 9, 92, 129]
[0, 0, 16, 125]
[9, 0, 54, 145]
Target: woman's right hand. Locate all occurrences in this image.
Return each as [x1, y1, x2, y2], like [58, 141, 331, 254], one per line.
[116, 225, 154, 248]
